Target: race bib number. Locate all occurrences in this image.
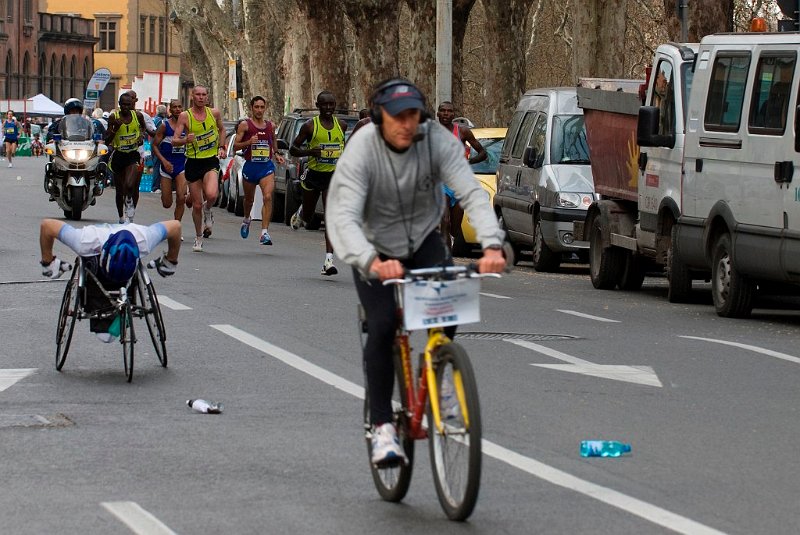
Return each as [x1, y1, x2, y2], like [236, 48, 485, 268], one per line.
[318, 142, 342, 164]
[5, 126, 15, 134]
[171, 144, 185, 155]
[251, 140, 271, 162]
[118, 132, 138, 152]
[402, 278, 480, 331]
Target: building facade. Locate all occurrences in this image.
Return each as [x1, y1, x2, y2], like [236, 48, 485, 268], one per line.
[1, 0, 97, 106]
[42, 0, 182, 110]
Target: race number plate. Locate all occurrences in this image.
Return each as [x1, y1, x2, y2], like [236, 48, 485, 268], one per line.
[402, 277, 480, 331]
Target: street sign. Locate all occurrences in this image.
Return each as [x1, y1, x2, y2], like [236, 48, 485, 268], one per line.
[228, 59, 237, 100]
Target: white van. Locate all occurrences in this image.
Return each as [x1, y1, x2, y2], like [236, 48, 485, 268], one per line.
[495, 88, 594, 271]
[674, 32, 800, 317]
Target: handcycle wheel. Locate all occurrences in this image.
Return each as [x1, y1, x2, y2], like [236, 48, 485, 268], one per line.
[427, 342, 482, 521]
[55, 260, 81, 371]
[364, 345, 415, 502]
[136, 266, 168, 367]
[119, 304, 135, 382]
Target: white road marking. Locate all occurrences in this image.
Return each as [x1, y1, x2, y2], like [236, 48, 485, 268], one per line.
[101, 501, 177, 535]
[680, 336, 800, 365]
[509, 339, 662, 387]
[480, 292, 512, 299]
[157, 296, 192, 311]
[212, 324, 721, 533]
[0, 369, 37, 392]
[557, 309, 620, 322]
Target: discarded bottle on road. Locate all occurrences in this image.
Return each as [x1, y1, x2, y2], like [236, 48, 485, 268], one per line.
[580, 440, 631, 458]
[187, 399, 223, 414]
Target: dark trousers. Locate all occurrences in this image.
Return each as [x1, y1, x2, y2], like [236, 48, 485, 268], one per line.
[353, 230, 454, 425]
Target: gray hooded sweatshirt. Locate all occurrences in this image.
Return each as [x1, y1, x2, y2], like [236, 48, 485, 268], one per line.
[326, 120, 504, 275]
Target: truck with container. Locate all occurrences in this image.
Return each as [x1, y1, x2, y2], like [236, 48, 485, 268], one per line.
[575, 42, 702, 301]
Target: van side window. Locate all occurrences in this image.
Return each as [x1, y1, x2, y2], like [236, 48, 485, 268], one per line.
[527, 113, 547, 168]
[501, 111, 525, 160]
[704, 53, 751, 132]
[748, 53, 796, 134]
[649, 60, 676, 136]
[510, 112, 537, 159]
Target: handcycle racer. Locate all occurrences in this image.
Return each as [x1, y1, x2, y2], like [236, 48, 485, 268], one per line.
[326, 78, 506, 466]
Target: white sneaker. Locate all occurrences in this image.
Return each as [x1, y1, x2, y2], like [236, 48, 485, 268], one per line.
[290, 207, 304, 230]
[192, 237, 203, 252]
[321, 256, 338, 276]
[370, 423, 407, 466]
[125, 197, 135, 221]
[440, 378, 461, 421]
[8, 162, 12, 168]
[203, 206, 213, 238]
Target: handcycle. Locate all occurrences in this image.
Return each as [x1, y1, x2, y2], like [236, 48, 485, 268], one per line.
[55, 256, 168, 382]
[360, 264, 500, 521]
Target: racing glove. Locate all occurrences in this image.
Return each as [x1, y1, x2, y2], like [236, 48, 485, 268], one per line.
[41, 257, 72, 279]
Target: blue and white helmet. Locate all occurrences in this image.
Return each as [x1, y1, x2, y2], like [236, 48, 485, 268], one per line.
[101, 230, 140, 283]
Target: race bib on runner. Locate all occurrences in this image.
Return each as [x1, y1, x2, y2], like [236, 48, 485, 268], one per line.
[118, 132, 138, 152]
[318, 142, 342, 164]
[251, 140, 271, 162]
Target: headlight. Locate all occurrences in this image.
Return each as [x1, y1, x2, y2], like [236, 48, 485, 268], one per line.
[62, 149, 92, 163]
[556, 192, 594, 209]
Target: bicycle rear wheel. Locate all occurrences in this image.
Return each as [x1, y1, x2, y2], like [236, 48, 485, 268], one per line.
[120, 304, 135, 382]
[364, 346, 415, 502]
[136, 266, 167, 367]
[427, 342, 482, 521]
[55, 261, 80, 371]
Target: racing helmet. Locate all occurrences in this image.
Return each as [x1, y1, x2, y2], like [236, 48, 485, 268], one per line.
[101, 230, 140, 283]
[63, 98, 84, 115]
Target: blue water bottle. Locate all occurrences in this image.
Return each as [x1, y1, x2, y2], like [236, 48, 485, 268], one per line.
[580, 440, 631, 458]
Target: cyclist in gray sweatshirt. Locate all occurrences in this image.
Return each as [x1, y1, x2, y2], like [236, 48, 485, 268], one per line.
[326, 78, 506, 466]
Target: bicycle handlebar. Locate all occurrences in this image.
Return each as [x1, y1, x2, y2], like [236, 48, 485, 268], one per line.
[382, 264, 502, 286]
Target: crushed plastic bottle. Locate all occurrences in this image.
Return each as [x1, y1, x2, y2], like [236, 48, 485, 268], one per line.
[580, 440, 631, 458]
[187, 399, 223, 414]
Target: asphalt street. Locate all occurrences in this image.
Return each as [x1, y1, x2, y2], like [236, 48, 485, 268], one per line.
[1, 155, 800, 534]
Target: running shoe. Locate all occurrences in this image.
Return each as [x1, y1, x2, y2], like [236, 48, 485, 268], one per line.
[8, 162, 12, 168]
[290, 207, 304, 230]
[240, 219, 251, 239]
[125, 197, 135, 221]
[371, 423, 407, 466]
[259, 231, 273, 246]
[192, 237, 203, 252]
[203, 206, 214, 238]
[440, 378, 461, 421]
[41, 257, 72, 279]
[147, 254, 177, 277]
[321, 256, 338, 276]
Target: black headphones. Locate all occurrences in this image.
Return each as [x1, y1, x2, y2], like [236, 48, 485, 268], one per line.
[369, 78, 430, 125]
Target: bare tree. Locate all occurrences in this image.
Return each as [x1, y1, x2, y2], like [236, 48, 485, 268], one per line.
[403, 0, 437, 101]
[481, 0, 538, 125]
[662, 0, 733, 41]
[452, 0, 479, 113]
[572, 0, 630, 79]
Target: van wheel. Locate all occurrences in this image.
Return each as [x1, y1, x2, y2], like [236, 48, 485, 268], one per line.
[617, 251, 645, 291]
[711, 233, 753, 318]
[589, 215, 622, 290]
[667, 226, 691, 303]
[498, 212, 520, 265]
[532, 213, 560, 272]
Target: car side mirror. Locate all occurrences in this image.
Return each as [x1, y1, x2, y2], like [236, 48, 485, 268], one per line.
[637, 106, 675, 148]
[277, 139, 289, 151]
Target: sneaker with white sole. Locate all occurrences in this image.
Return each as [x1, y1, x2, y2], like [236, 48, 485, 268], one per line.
[259, 231, 273, 245]
[240, 218, 251, 239]
[439, 378, 461, 421]
[203, 207, 214, 238]
[370, 423, 407, 466]
[290, 207, 304, 230]
[192, 237, 203, 252]
[321, 256, 338, 276]
[41, 257, 72, 279]
[125, 197, 135, 221]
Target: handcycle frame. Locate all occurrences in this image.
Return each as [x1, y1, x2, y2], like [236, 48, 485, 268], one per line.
[55, 255, 168, 382]
[362, 264, 499, 521]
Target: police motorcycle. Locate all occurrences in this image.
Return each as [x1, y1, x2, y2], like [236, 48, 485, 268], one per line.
[44, 108, 109, 221]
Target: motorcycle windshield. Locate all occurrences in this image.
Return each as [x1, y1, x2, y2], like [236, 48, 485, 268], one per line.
[59, 115, 94, 141]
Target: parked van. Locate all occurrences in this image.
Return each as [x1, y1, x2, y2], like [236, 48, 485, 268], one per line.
[495, 88, 594, 271]
[670, 32, 800, 317]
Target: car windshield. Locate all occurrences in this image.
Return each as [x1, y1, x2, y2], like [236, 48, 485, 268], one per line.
[550, 115, 590, 164]
[469, 137, 504, 174]
[59, 115, 94, 141]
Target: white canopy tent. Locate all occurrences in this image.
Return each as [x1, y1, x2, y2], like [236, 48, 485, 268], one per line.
[2, 94, 63, 117]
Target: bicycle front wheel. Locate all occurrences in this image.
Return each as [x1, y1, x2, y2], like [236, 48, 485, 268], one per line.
[364, 345, 415, 502]
[136, 267, 167, 367]
[120, 305, 135, 382]
[55, 262, 80, 371]
[427, 342, 482, 521]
